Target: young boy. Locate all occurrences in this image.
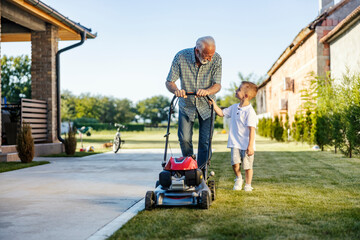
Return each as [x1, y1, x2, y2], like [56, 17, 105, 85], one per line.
[211, 81, 258, 191]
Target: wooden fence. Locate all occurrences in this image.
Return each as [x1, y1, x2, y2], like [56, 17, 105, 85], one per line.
[20, 98, 48, 143]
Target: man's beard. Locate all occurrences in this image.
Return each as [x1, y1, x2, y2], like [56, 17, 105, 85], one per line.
[196, 51, 209, 65]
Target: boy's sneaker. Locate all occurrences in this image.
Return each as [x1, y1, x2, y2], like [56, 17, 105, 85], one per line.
[244, 184, 253, 192]
[233, 177, 243, 190]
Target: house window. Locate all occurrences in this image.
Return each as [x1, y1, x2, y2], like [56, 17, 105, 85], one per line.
[283, 77, 294, 92]
[279, 98, 288, 110]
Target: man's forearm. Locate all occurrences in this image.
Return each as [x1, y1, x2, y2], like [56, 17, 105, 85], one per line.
[167, 81, 221, 96]
[206, 83, 221, 95]
[165, 81, 178, 94]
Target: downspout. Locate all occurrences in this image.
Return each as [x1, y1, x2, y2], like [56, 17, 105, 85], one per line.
[56, 31, 86, 143]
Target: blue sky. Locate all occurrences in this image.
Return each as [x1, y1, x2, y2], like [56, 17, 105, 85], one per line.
[2, 0, 322, 103]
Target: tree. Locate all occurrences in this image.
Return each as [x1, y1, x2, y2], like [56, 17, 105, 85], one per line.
[1, 55, 31, 103]
[136, 95, 170, 126]
[113, 98, 136, 124]
[61, 91, 136, 124]
[98, 97, 117, 123]
[61, 90, 77, 121]
[339, 72, 360, 158]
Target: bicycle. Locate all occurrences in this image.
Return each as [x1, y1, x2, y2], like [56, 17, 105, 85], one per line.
[113, 123, 126, 153]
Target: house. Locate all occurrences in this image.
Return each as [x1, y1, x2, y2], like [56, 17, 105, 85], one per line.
[0, 0, 96, 161]
[320, 5, 360, 80]
[256, 0, 360, 122]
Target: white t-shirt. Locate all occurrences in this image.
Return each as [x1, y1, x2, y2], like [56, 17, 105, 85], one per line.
[222, 103, 257, 150]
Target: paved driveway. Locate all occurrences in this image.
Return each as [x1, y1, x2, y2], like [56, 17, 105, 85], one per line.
[0, 149, 181, 240]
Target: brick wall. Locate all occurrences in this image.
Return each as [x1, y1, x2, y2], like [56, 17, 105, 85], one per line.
[31, 23, 59, 142]
[258, 0, 360, 124]
[316, 18, 340, 77]
[316, 0, 360, 77]
[264, 33, 318, 123]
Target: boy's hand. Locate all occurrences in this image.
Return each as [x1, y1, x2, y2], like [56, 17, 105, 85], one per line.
[247, 146, 254, 156]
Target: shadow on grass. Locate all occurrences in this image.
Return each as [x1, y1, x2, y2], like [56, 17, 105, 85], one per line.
[109, 149, 360, 240]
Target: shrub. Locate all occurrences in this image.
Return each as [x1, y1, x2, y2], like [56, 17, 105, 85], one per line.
[64, 122, 77, 155]
[331, 112, 343, 154]
[257, 118, 267, 136]
[273, 115, 284, 142]
[16, 122, 35, 163]
[282, 114, 290, 142]
[265, 118, 272, 138]
[303, 109, 313, 145]
[294, 113, 305, 142]
[312, 112, 332, 151]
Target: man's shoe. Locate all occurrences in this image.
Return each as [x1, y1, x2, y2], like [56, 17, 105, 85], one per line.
[244, 184, 253, 192]
[233, 177, 243, 190]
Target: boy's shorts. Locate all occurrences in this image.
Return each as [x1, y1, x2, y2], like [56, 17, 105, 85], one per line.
[231, 148, 254, 170]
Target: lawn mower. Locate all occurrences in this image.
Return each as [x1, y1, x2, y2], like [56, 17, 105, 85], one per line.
[145, 93, 216, 210]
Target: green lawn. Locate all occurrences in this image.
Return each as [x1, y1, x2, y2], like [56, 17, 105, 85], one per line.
[74, 128, 227, 153]
[109, 135, 360, 240]
[0, 161, 49, 173]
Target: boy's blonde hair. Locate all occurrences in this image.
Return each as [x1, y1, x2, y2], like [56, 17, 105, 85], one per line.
[241, 81, 258, 100]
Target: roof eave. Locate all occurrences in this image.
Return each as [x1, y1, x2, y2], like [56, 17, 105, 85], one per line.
[258, 0, 352, 88]
[8, 0, 97, 40]
[320, 5, 360, 43]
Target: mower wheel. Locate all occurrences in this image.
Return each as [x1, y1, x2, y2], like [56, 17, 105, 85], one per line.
[208, 180, 216, 201]
[200, 190, 210, 209]
[155, 180, 160, 188]
[145, 191, 155, 210]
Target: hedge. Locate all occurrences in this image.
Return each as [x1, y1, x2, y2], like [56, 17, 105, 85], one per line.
[73, 122, 145, 131]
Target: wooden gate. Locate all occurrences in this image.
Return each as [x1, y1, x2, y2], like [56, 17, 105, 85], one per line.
[20, 98, 48, 143]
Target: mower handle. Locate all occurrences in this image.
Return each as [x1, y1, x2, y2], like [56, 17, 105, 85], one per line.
[176, 92, 212, 100]
[164, 92, 214, 169]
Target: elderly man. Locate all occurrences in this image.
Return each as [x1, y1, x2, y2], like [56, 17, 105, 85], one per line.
[165, 36, 222, 170]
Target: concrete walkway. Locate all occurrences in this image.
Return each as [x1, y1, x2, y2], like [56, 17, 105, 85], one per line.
[0, 149, 181, 240]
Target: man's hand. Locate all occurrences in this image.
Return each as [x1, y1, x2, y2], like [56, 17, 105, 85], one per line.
[196, 89, 210, 97]
[175, 89, 187, 98]
[246, 146, 254, 156]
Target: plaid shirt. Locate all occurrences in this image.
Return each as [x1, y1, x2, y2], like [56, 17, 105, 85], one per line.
[166, 48, 222, 121]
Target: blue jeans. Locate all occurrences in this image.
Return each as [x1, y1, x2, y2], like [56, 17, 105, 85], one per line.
[178, 110, 213, 169]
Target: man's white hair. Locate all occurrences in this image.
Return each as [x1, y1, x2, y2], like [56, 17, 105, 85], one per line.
[196, 36, 215, 51]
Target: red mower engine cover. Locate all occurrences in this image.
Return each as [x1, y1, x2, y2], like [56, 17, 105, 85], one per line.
[164, 156, 198, 171]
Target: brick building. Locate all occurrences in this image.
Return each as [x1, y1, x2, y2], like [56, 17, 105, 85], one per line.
[0, 0, 96, 161]
[257, 0, 360, 122]
[320, 5, 360, 80]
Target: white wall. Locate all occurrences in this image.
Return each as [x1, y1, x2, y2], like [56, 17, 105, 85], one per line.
[330, 19, 360, 80]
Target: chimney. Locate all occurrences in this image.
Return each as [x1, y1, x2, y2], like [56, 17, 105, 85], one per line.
[319, 0, 334, 14]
